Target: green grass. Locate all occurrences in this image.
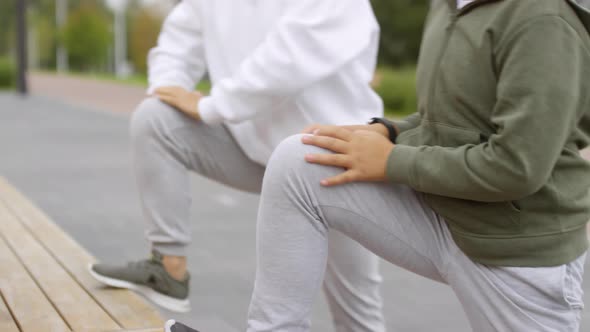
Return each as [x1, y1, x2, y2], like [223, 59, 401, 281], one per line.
[0, 57, 16, 90]
[81, 72, 212, 92]
[38, 70, 213, 92]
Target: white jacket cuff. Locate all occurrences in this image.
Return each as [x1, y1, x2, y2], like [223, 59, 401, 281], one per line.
[198, 96, 224, 125]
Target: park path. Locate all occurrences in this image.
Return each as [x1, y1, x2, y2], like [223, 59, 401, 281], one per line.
[30, 72, 147, 114]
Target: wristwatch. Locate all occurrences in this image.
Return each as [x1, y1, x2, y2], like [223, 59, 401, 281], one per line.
[369, 117, 398, 143]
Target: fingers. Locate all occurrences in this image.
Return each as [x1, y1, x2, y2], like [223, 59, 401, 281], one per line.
[301, 135, 348, 153]
[302, 124, 321, 134]
[155, 86, 183, 94]
[320, 170, 358, 186]
[157, 94, 178, 107]
[305, 153, 351, 168]
[313, 126, 353, 141]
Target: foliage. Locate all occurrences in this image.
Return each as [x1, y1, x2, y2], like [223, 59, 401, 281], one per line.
[0, 57, 16, 89]
[373, 67, 417, 117]
[0, 1, 15, 56]
[371, 0, 430, 67]
[60, 3, 111, 71]
[32, 11, 57, 68]
[129, 8, 162, 74]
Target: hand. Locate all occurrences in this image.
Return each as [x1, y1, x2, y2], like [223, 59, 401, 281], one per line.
[301, 126, 395, 186]
[154, 86, 203, 121]
[302, 123, 389, 138]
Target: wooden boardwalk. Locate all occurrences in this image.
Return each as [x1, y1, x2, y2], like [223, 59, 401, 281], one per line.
[0, 177, 164, 332]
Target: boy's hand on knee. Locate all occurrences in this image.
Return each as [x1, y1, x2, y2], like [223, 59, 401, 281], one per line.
[301, 127, 394, 186]
[154, 86, 203, 121]
[302, 124, 388, 138]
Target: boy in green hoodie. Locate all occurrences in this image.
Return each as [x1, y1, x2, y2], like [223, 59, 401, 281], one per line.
[165, 0, 590, 331]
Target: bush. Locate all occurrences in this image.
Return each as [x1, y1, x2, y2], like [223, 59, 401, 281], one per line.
[370, 0, 429, 67]
[61, 4, 111, 71]
[373, 67, 417, 117]
[129, 8, 162, 74]
[0, 57, 15, 89]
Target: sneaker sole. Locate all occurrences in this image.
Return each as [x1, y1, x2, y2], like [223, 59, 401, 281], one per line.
[165, 319, 175, 332]
[165, 319, 199, 332]
[87, 264, 191, 313]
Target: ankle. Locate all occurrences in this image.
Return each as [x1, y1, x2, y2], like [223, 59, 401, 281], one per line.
[162, 255, 187, 281]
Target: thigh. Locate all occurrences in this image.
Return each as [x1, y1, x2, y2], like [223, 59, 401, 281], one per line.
[447, 248, 587, 332]
[134, 98, 266, 193]
[182, 122, 266, 193]
[319, 184, 450, 283]
[268, 135, 457, 282]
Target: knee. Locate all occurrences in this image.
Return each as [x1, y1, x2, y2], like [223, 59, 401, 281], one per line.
[269, 135, 311, 171]
[266, 134, 327, 183]
[130, 97, 174, 142]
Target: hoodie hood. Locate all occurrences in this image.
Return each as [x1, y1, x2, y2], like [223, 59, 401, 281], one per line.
[568, 0, 590, 33]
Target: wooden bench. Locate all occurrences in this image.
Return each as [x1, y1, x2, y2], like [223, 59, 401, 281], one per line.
[0, 177, 164, 332]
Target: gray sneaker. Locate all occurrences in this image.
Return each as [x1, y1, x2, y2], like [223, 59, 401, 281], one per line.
[165, 320, 200, 332]
[88, 251, 190, 312]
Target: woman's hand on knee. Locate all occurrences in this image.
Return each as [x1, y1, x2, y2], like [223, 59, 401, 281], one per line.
[154, 86, 203, 121]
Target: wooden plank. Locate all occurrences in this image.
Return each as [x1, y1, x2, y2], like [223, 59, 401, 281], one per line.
[0, 236, 70, 332]
[0, 200, 120, 332]
[100, 329, 163, 332]
[0, 177, 164, 329]
[0, 290, 21, 332]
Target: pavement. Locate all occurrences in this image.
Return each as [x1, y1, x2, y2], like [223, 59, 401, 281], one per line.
[0, 74, 589, 331]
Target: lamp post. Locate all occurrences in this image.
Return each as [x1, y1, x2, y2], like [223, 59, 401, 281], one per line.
[16, 0, 28, 95]
[105, 0, 130, 78]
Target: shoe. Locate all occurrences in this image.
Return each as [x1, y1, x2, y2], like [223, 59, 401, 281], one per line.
[88, 251, 191, 312]
[165, 319, 200, 332]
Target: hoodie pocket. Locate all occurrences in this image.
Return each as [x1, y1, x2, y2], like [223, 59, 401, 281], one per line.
[417, 121, 523, 234]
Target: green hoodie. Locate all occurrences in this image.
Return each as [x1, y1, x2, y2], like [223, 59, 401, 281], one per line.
[386, 0, 590, 267]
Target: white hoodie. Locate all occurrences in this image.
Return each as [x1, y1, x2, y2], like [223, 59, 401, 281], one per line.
[148, 0, 383, 165]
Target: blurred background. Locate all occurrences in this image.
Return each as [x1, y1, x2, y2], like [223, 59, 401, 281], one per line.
[0, 0, 429, 116]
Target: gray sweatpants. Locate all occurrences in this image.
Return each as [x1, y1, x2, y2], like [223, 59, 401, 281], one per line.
[131, 98, 386, 332]
[247, 135, 587, 332]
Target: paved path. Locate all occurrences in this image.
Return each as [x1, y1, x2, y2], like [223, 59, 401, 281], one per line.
[2, 74, 589, 331]
[30, 72, 147, 114]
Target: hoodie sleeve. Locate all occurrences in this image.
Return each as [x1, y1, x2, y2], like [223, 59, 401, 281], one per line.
[147, 1, 206, 95]
[387, 16, 588, 202]
[198, 0, 379, 125]
[388, 113, 422, 135]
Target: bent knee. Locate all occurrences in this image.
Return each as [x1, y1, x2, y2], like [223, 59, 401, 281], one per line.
[267, 134, 328, 176]
[271, 134, 311, 163]
[130, 97, 177, 141]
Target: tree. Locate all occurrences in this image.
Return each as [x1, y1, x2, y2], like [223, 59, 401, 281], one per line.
[61, 2, 111, 71]
[129, 7, 162, 74]
[0, 1, 16, 56]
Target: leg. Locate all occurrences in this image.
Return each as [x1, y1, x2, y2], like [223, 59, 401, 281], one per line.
[246, 135, 586, 332]
[130, 97, 266, 257]
[247, 135, 449, 331]
[133, 99, 386, 329]
[446, 249, 586, 332]
[323, 231, 385, 332]
[89, 98, 268, 312]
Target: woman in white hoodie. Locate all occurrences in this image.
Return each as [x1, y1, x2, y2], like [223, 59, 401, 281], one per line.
[89, 0, 387, 331]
